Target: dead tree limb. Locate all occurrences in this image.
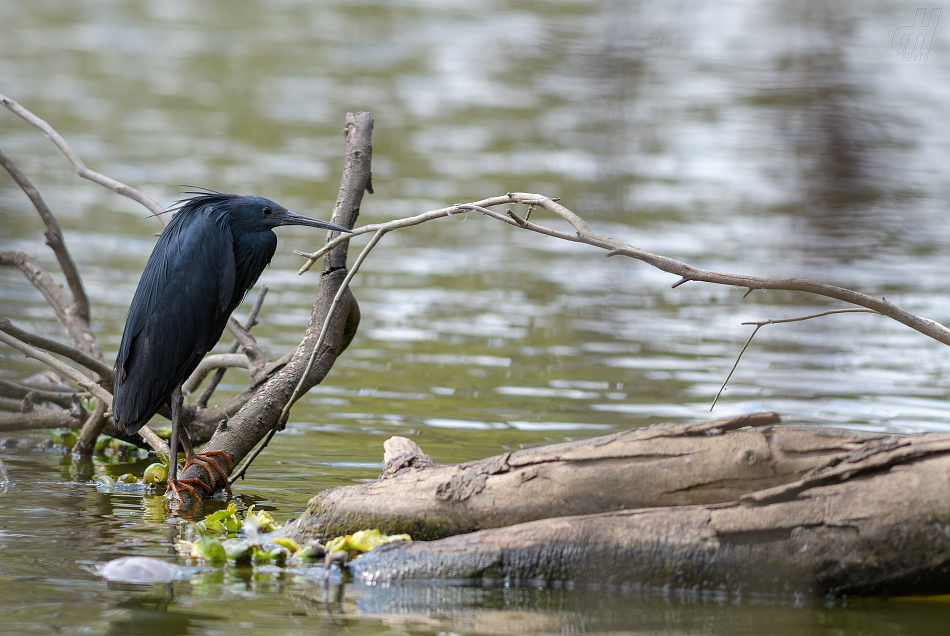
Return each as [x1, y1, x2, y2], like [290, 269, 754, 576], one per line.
[0, 148, 90, 322]
[0, 315, 112, 380]
[0, 378, 85, 408]
[0, 254, 102, 361]
[0, 93, 167, 224]
[289, 423, 950, 597]
[281, 414, 889, 543]
[302, 193, 950, 351]
[179, 111, 373, 491]
[0, 409, 83, 431]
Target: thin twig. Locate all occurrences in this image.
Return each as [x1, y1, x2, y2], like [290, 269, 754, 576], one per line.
[0, 148, 90, 322]
[710, 309, 879, 410]
[0, 314, 112, 379]
[295, 196, 517, 274]
[0, 457, 11, 486]
[740, 308, 879, 327]
[225, 317, 268, 380]
[195, 285, 268, 408]
[230, 228, 387, 484]
[709, 324, 763, 412]
[0, 93, 167, 224]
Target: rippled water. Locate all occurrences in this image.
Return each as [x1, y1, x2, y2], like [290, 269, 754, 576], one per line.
[2, 0, 950, 633]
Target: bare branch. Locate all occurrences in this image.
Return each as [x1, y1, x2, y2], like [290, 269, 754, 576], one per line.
[0, 409, 82, 432]
[0, 457, 10, 485]
[0, 409, 82, 433]
[182, 354, 249, 395]
[741, 308, 880, 328]
[225, 318, 268, 381]
[0, 330, 110, 404]
[0, 93, 167, 225]
[710, 309, 880, 411]
[196, 285, 268, 408]
[295, 195, 516, 274]
[230, 227, 386, 483]
[0, 254, 102, 361]
[0, 396, 30, 412]
[304, 193, 950, 350]
[0, 148, 90, 322]
[75, 399, 108, 455]
[0, 314, 112, 380]
[0, 330, 168, 457]
[0, 377, 86, 408]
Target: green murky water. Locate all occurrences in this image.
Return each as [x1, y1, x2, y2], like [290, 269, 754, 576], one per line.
[3, 0, 950, 633]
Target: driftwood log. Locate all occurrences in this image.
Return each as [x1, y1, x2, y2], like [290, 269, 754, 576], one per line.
[280, 414, 950, 596]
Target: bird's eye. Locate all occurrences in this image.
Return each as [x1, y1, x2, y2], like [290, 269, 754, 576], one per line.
[262, 207, 273, 215]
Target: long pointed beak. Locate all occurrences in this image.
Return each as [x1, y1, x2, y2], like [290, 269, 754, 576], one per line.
[279, 211, 352, 233]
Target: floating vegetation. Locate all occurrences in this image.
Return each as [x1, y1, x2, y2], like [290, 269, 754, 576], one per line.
[175, 504, 410, 570]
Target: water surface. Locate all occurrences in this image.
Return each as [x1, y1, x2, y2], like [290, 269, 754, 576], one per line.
[2, 0, 950, 633]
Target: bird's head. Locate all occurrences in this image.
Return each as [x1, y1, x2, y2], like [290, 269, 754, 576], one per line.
[235, 195, 352, 233]
[172, 192, 351, 234]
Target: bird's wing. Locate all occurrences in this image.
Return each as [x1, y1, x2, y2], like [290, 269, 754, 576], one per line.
[113, 209, 236, 432]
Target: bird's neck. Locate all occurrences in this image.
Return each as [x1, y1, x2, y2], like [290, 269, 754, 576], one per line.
[231, 230, 278, 305]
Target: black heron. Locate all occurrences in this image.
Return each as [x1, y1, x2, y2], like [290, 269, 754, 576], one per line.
[113, 192, 350, 501]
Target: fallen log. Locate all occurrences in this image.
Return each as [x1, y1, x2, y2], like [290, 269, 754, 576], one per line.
[345, 431, 950, 596]
[280, 415, 950, 595]
[282, 413, 881, 543]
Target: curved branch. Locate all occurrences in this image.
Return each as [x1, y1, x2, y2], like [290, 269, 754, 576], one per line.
[302, 193, 950, 350]
[0, 148, 89, 322]
[0, 314, 112, 380]
[0, 330, 168, 457]
[0, 93, 167, 224]
[0, 378, 86, 408]
[182, 354, 249, 395]
[0, 253, 102, 360]
[501, 192, 950, 347]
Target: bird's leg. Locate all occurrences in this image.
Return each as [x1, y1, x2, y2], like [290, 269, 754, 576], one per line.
[177, 432, 233, 497]
[165, 385, 203, 503]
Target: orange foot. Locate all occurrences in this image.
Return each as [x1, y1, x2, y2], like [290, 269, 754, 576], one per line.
[165, 477, 206, 504]
[181, 451, 234, 498]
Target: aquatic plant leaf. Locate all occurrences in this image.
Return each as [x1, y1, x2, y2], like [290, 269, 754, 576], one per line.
[194, 525, 227, 564]
[273, 537, 300, 552]
[142, 463, 168, 485]
[324, 529, 411, 557]
[244, 505, 279, 533]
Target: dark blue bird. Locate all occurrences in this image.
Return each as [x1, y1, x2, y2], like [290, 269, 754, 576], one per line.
[112, 192, 349, 502]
